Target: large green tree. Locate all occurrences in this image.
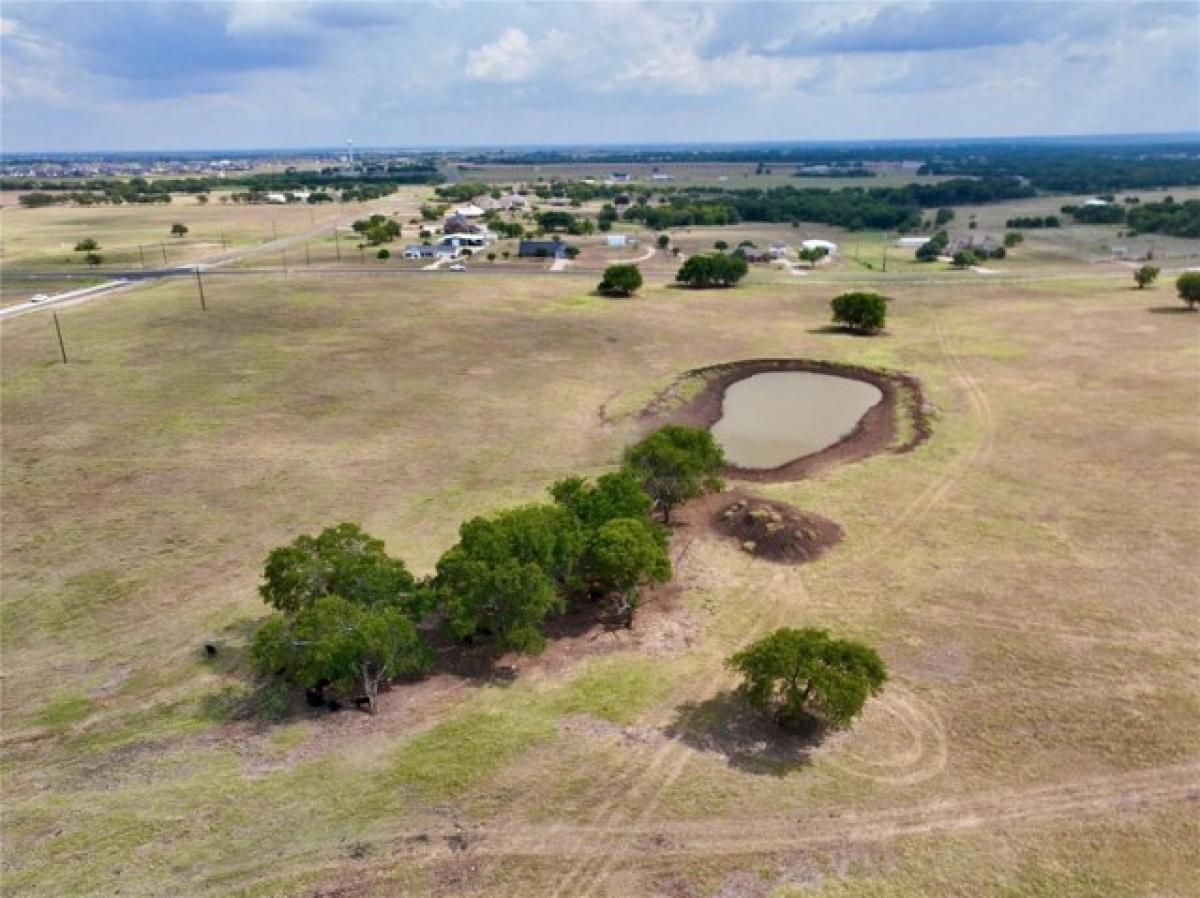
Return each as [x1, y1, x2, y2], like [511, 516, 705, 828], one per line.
[432, 504, 583, 652]
[434, 553, 563, 654]
[830, 291, 888, 334]
[623, 426, 725, 523]
[1176, 271, 1200, 309]
[675, 252, 748, 288]
[259, 523, 420, 616]
[550, 470, 652, 531]
[727, 628, 887, 730]
[584, 517, 670, 627]
[597, 263, 643, 297]
[251, 595, 431, 713]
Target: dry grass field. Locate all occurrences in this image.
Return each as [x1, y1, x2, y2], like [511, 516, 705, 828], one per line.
[2, 206, 1199, 897]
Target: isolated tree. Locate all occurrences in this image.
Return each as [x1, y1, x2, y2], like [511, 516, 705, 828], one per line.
[487, 252, 497, 263]
[84, 252, 103, 267]
[727, 627, 887, 730]
[1177, 271, 1200, 310]
[171, 223, 188, 238]
[713, 240, 729, 250]
[584, 518, 670, 627]
[259, 523, 419, 617]
[598, 263, 643, 297]
[934, 207, 955, 227]
[951, 249, 977, 269]
[502, 250, 511, 260]
[196, 195, 209, 205]
[622, 425, 725, 523]
[376, 248, 390, 260]
[1133, 264, 1160, 290]
[675, 252, 748, 288]
[831, 291, 887, 334]
[251, 595, 431, 713]
[657, 234, 670, 250]
[564, 245, 581, 260]
[74, 238, 99, 252]
[1003, 231, 1024, 248]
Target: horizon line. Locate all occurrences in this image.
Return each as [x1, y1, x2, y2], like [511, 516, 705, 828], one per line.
[3, 129, 1200, 158]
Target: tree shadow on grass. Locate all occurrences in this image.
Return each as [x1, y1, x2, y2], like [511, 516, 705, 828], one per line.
[806, 325, 886, 337]
[663, 691, 823, 777]
[1147, 305, 1198, 314]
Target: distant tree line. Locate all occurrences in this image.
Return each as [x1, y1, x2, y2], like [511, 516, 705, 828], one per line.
[1005, 215, 1061, 228]
[1059, 198, 1200, 236]
[919, 152, 1200, 193]
[10, 167, 442, 208]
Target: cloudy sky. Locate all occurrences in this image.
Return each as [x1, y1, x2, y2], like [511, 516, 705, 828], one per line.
[2, 1, 1197, 152]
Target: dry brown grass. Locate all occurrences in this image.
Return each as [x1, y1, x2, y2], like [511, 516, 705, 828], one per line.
[1, 242, 1198, 896]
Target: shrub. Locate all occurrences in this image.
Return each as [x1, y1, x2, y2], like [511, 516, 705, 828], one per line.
[830, 291, 887, 334]
[1133, 264, 1159, 289]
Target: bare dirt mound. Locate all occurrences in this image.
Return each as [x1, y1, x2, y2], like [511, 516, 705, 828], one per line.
[713, 494, 843, 564]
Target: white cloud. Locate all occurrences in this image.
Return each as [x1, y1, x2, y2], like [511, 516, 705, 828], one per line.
[466, 27, 537, 82]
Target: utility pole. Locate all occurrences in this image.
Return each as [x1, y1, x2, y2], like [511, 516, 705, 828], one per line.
[221, 233, 228, 251]
[139, 245, 147, 269]
[194, 268, 207, 311]
[305, 244, 311, 266]
[52, 312, 68, 363]
[161, 243, 168, 265]
[881, 233, 889, 272]
[334, 227, 342, 261]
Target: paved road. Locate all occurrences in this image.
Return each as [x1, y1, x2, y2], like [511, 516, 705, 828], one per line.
[0, 279, 137, 319]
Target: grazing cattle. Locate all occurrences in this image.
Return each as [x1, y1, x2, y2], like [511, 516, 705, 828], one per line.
[353, 696, 371, 709]
[305, 687, 326, 707]
[326, 699, 342, 712]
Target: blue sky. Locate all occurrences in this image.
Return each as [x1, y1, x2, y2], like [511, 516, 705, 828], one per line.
[2, 1, 1197, 152]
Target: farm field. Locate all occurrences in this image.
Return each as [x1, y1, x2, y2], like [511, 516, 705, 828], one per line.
[2, 234, 1198, 897]
[0, 189, 430, 275]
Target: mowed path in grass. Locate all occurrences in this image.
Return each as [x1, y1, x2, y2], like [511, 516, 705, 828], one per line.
[1, 266, 1198, 897]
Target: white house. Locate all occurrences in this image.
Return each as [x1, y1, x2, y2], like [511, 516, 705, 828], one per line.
[768, 241, 789, 258]
[264, 192, 288, 204]
[606, 234, 628, 248]
[1083, 198, 1110, 206]
[897, 236, 931, 248]
[455, 203, 486, 218]
[801, 239, 839, 255]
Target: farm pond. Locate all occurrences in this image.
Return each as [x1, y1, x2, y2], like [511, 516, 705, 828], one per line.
[711, 371, 884, 469]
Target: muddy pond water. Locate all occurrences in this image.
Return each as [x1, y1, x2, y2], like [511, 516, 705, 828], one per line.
[711, 371, 884, 469]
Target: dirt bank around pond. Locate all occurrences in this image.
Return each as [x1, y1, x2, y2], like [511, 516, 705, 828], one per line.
[638, 358, 932, 482]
